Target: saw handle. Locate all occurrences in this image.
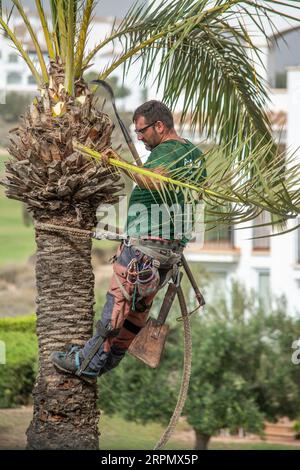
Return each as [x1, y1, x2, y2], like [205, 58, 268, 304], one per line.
[156, 272, 183, 326]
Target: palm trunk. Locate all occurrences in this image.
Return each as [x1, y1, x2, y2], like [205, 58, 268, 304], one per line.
[26, 217, 99, 450]
[194, 429, 210, 450]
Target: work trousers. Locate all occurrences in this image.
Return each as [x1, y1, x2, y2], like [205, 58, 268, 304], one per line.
[82, 243, 172, 375]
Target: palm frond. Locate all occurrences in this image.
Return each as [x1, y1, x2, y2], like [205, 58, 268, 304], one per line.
[56, 0, 67, 61]
[35, 0, 55, 61]
[0, 15, 42, 85]
[12, 0, 49, 84]
[103, 0, 300, 163]
[65, 0, 75, 94]
[74, 0, 95, 78]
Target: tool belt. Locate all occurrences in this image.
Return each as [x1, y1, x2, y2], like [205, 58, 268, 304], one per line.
[128, 237, 184, 269]
[112, 238, 183, 309]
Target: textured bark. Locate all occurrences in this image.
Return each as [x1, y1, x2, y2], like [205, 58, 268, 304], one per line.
[0, 59, 123, 224]
[195, 430, 210, 450]
[26, 219, 99, 449]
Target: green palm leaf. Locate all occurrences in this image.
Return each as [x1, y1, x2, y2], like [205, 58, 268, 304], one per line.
[11, 0, 49, 84]
[35, 0, 55, 60]
[0, 14, 42, 85]
[102, 0, 300, 163]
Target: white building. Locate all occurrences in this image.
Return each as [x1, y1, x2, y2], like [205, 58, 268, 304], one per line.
[185, 11, 300, 315]
[0, 12, 142, 109]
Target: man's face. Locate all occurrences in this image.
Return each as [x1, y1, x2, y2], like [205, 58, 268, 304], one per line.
[134, 116, 162, 151]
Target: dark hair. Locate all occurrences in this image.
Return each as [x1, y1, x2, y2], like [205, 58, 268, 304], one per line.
[133, 100, 174, 129]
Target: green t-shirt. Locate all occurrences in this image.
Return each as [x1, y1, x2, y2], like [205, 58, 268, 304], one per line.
[125, 139, 206, 245]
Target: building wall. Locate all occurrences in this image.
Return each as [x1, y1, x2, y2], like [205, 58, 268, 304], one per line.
[185, 17, 300, 315]
[0, 16, 142, 110]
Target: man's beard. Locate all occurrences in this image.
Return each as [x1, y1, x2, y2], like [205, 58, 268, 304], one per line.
[144, 142, 153, 151]
[144, 141, 158, 151]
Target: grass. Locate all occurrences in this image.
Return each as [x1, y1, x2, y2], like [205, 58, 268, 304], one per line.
[100, 413, 187, 450]
[0, 153, 36, 266]
[0, 407, 299, 450]
[99, 414, 300, 450]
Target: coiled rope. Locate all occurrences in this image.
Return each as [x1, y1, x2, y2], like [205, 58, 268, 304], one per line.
[35, 222, 92, 239]
[154, 286, 192, 450]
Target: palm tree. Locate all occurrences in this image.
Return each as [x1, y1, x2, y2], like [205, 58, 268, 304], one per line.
[0, 0, 300, 450]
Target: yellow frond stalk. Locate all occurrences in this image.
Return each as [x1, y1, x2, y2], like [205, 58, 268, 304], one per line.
[12, 0, 49, 84]
[73, 142, 238, 202]
[64, 0, 75, 95]
[74, 0, 94, 78]
[35, 0, 55, 60]
[0, 17, 42, 85]
[56, 0, 67, 62]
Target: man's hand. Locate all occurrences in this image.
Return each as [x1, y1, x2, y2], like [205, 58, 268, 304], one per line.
[133, 165, 168, 190]
[101, 148, 168, 190]
[101, 148, 122, 166]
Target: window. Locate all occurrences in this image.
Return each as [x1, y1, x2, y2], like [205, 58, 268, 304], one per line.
[27, 75, 36, 85]
[204, 202, 234, 249]
[6, 72, 22, 85]
[268, 27, 300, 89]
[8, 53, 18, 63]
[253, 212, 271, 250]
[258, 271, 271, 310]
[205, 225, 234, 248]
[204, 271, 227, 304]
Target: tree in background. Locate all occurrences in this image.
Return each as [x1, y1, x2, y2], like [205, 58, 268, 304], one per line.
[84, 73, 131, 101]
[0, 92, 35, 122]
[100, 281, 300, 450]
[184, 283, 300, 449]
[1, 0, 300, 450]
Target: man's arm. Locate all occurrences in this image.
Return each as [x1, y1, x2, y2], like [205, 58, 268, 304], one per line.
[102, 148, 168, 190]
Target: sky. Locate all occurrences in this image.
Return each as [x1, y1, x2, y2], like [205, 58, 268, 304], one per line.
[5, 1, 143, 19]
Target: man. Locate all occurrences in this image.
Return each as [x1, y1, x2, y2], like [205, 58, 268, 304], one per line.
[51, 100, 206, 383]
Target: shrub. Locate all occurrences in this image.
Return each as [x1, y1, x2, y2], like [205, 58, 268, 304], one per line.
[0, 315, 37, 408]
[0, 314, 36, 333]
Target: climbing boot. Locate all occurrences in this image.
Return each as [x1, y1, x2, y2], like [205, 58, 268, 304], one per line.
[51, 345, 97, 385]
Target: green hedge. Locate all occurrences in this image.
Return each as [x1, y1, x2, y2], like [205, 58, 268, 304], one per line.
[0, 314, 36, 333]
[0, 315, 37, 408]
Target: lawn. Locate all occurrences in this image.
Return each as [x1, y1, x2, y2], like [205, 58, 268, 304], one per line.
[99, 414, 300, 451]
[0, 407, 299, 450]
[0, 153, 36, 266]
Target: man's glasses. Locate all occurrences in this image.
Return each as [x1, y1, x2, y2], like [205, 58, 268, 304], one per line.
[134, 121, 157, 135]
